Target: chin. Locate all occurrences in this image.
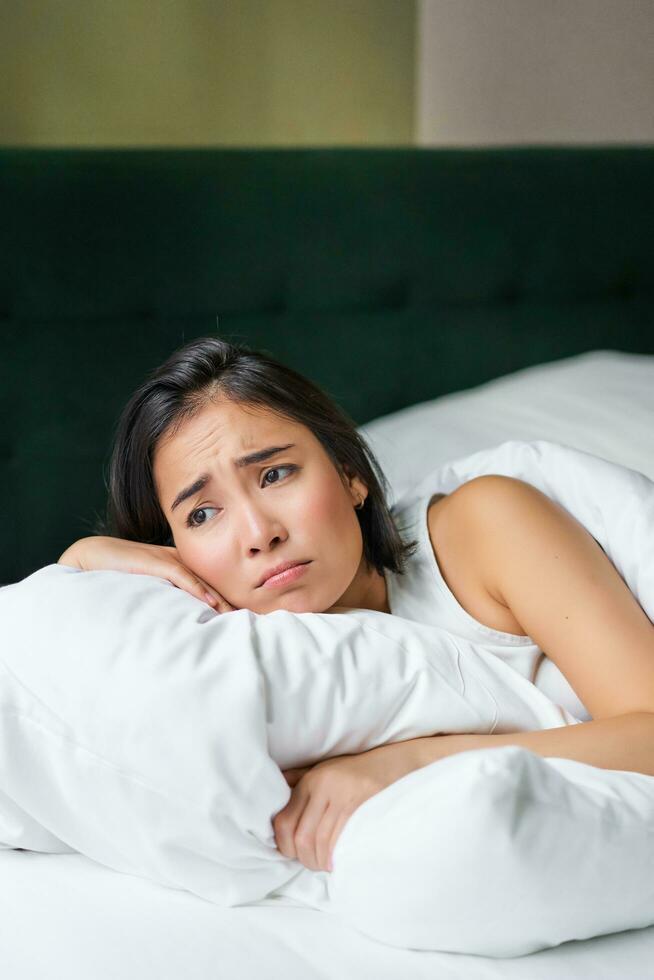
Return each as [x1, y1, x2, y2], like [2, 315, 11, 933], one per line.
[268, 593, 326, 614]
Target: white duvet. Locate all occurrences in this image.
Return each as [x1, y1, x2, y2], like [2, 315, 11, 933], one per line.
[1, 437, 654, 957]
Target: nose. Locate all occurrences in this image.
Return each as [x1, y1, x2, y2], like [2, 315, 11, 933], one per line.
[239, 499, 288, 555]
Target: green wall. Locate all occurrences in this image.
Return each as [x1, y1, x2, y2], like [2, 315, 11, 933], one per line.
[0, 0, 416, 146]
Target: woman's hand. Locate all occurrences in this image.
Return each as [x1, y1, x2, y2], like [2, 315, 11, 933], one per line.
[275, 739, 425, 873]
[57, 536, 236, 613]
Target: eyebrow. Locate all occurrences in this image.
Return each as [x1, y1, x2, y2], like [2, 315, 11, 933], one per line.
[170, 444, 296, 513]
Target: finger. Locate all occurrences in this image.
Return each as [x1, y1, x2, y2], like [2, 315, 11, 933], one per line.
[293, 796, 330, 872]
[327, 811, 353, 872]
[282, 767, 310, 787]
[172, 571, 230, 611]
[206, 591, 235, 613]
[198, 582, 223, 607]
[158, 552, 233, 611]
[273, 790, 309, 861]
[166, 569, 219, 606]
[198, 580, 235, 612]
[314, 802, 341, 872]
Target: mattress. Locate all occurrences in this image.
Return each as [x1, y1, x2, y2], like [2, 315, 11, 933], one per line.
[2, 850, 653, 980]
[3, 348, 653, 978]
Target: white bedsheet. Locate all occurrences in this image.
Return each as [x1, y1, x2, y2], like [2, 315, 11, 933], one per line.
[361, 349, 654, 501]
[2, 849, 653, 980]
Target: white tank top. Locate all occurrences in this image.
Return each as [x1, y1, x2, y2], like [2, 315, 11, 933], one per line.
[385, 488, 592, 722]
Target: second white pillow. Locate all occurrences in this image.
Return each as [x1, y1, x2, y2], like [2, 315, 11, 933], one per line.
[327, 744, 654, 957]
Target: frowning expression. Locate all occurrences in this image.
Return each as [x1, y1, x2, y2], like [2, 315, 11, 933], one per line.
[153, 397, 370, 613]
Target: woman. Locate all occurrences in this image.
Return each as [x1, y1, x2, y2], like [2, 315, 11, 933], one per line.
[60, 335, 418, 616]
[58, 336, 654, 874]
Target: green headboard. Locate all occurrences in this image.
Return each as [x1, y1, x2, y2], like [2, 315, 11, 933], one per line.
[1, 146, 653, 584]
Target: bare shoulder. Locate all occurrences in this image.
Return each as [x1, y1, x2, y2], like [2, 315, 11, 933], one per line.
[430, 475, 554, 595]
[434, 474, 654, 719]
[426, 476, 531, 635]
[426, 475, 530, 591]
[431, 475, 547, 530]
[441, 474, 532, 506]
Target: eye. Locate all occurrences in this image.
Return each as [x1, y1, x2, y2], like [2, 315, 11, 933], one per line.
[261, 464, 297, 486]
[185, 506, 219, 530]
[185, 464, 298, 530]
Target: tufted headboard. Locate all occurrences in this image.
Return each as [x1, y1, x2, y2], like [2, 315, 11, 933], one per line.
[1, 145, 653, 584]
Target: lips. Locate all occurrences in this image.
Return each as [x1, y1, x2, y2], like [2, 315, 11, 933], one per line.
[257, 560, 310, 588]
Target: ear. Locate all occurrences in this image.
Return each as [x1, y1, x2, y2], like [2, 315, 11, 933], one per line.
[344, 468, 369, 509]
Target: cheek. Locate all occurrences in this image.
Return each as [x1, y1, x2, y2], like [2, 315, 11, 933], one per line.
[299, 477, 359, 543]
[176, 535, 232, 585]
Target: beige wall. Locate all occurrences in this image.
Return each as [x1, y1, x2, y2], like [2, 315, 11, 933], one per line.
[0, 0, 416, 146]
[417, 0, 654, 145]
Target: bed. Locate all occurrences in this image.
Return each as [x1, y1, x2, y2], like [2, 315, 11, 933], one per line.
[1, 146, 653, 977]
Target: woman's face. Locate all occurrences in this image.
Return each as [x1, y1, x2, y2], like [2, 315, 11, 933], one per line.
[153, 397, 385, 614]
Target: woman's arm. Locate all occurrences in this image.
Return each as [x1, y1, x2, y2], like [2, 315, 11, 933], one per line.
[57, 536, 234, 612]
[412, 712, 654, 775]
[274, 712, 654, 873]
[414, 473, 654, 776]
[450, 475, 654, 723]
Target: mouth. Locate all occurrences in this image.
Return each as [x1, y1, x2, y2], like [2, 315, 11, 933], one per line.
[258, 560, 311, 589]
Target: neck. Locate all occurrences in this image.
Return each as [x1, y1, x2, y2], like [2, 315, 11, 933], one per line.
[333, 561, 391, 614]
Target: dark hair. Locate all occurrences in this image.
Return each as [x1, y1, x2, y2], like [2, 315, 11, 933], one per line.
[96, 336, 418, 577]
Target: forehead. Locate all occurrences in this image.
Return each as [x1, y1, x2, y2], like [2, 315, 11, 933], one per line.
[154, 399, 309, 475]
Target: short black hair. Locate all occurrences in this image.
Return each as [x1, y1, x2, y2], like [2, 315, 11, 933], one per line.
[96, 335, 418, 577]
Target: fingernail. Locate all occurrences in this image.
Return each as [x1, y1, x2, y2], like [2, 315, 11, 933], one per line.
[205, 592, 217, 605]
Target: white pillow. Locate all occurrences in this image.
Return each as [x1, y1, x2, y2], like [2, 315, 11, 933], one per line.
[359, 349, 654, 503]
[328, 744, 654, 957]
[0, 562, 572, 906]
